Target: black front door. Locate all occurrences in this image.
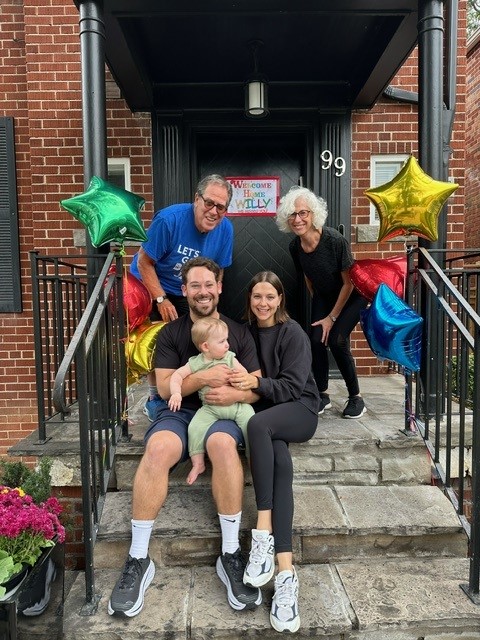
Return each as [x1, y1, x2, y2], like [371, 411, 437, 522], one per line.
[197, 130, 308, 324]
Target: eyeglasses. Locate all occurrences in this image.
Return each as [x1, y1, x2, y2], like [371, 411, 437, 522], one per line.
[288, 210, 310, 221]
[199, 194, 228, 214]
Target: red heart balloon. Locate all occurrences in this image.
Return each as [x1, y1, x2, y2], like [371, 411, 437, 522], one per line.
[122, 271, 152, 331]
[350, 256, 407, 302]
[106, 267, 152, 331]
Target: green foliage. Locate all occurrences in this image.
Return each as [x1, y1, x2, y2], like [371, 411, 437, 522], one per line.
[468, 0, 480, 40]
[0, 551, 22, 597]
[0, 457, 53, 505]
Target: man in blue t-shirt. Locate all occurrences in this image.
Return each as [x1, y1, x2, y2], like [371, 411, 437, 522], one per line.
[130, 174, 234, 420]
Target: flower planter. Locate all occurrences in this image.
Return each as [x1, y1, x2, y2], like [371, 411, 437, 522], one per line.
[0, 542, 64, 640]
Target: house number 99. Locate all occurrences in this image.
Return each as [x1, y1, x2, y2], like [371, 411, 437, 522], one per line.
[321, 150, 346, 177]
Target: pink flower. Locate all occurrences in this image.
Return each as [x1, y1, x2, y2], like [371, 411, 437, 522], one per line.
[0, 486, 65, 571]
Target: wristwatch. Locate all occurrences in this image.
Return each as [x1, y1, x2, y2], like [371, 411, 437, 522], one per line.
[155, 295, 167, 304]
[329, 314, 337, 323]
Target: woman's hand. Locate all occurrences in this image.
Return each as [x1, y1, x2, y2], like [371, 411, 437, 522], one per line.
[311, 315, 335, 345]
[230, 371, 259, 391]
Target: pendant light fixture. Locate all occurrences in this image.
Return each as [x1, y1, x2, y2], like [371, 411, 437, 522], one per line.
[245, 40, 269, 118]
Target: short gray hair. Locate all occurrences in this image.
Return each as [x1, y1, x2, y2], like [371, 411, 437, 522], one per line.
[275, 186, 328, 232]
[196, 174, 233, 206]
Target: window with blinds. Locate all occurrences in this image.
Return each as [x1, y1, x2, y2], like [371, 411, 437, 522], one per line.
[0, 116, 21, 312]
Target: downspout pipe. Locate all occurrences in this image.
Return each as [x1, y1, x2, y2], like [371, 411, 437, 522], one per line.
[78, 0, 108, 261]
[443, 0, 458, 180]
[418, 0, 445, 255]
[416, 1, 445, 423]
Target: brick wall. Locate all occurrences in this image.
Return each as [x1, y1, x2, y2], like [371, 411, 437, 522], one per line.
[466, 32, 480, 246]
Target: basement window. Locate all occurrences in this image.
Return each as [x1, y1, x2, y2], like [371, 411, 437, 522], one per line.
[108, 158, 131, 191]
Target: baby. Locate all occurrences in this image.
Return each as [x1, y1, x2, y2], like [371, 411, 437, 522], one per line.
[168, 317, 255, 484]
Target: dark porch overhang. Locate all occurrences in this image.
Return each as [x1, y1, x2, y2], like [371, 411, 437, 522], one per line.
[94, 0, 419, 114]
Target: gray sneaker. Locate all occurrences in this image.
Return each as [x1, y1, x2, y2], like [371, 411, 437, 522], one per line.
[270, 568, 300, 633]
[108, 555, 155, 617]
[243, 529, 275, 587]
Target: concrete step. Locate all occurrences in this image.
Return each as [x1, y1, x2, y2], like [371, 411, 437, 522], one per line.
[115, 374, 431, 489]
[94, 484, 466, 570]
[62, 557, 480, 639]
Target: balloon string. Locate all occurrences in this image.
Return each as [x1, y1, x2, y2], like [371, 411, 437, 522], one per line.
[123, 263, 130, 336]
[404, 372, 418, 434]
[121, 264, 136, 387]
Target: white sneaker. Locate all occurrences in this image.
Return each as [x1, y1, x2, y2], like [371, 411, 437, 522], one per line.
[270, 568, 300, 633]
[243, 529, 275, 587]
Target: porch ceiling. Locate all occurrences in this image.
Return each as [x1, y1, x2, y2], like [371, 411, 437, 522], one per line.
[96, 0, 418, 113]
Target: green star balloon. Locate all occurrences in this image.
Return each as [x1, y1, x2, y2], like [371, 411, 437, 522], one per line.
[61, 176, 147, 247]
[365, 156, 458, 242]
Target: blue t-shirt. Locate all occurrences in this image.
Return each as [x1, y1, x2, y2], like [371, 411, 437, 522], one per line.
[130, 203, 234, 296]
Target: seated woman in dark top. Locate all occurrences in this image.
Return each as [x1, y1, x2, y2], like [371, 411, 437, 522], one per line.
[229, 270, 320, 634]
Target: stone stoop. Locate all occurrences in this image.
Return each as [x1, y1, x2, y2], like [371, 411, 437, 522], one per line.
[60, 374, 478, 638]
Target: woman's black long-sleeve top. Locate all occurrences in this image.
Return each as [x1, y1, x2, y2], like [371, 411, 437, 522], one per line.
[248, 318, 320, 415]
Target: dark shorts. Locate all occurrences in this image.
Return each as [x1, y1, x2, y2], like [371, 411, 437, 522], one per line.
[144, 405, 246, 463]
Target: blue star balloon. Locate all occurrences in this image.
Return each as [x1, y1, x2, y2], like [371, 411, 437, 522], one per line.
[61, 176, 147, 247]
[360, 283, 423, 372]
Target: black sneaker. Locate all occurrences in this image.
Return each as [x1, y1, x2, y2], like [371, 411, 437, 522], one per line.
[216, 549, 262, 611]
[342, 395, 366, 419]
[108, 555, 155, 617]
[318, 393, 332, 415]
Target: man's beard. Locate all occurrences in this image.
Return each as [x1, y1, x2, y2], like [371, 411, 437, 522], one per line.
[188, 295, 218, 318]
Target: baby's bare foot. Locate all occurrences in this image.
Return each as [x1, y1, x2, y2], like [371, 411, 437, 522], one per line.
[187, 462, 206, 485]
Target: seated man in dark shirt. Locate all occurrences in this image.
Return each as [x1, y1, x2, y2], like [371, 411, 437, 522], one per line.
[108, 257, 261, 617]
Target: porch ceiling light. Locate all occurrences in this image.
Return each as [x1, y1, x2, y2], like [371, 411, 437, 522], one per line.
[245, 40, 269, 118]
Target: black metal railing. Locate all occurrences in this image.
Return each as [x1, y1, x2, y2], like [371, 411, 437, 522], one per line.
[406, 246, 480, 603]
[31, 250, 128, 611]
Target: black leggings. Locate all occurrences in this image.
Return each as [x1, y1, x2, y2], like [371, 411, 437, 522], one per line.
[247, 402, 317, 553]
[310, 294, 368, 396]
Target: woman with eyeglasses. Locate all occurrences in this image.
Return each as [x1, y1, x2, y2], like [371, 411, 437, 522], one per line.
[276, 186, 368, 419]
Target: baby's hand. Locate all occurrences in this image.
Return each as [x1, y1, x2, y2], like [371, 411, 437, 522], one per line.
[168, 393, 182, 412]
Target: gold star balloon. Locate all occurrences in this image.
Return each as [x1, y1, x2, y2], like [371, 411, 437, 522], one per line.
[61, 176, 147, 247]
[365, 156, 458, 242]
[125, 320, 166, 381]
